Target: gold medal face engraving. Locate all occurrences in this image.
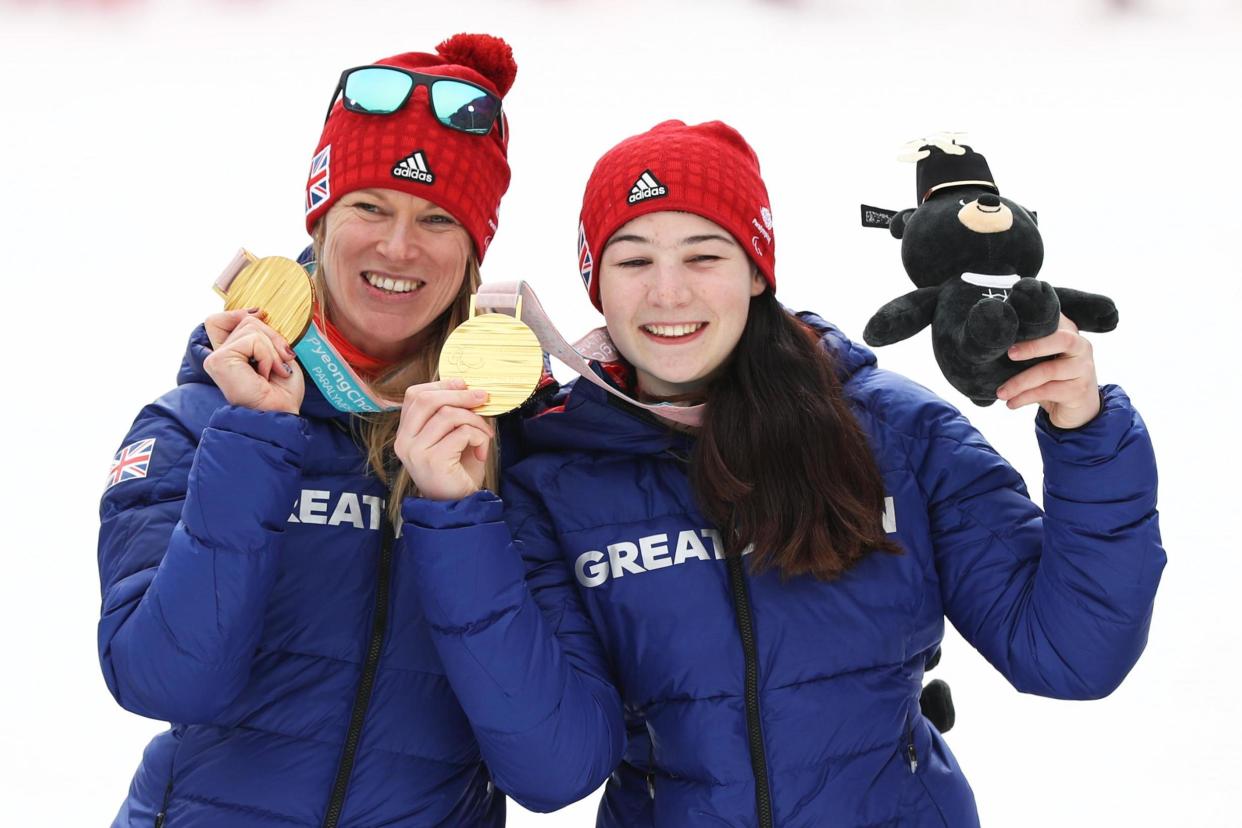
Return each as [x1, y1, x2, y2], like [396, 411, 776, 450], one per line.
[439, 312, 543, 416]
[214, 253, 314, 345]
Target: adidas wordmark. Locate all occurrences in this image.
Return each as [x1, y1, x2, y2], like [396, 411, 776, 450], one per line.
[392, 151, 435, 184]
[628, 169, 667, 204]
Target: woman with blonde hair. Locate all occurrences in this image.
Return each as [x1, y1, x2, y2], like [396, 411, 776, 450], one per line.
[97, 34, 529, 827]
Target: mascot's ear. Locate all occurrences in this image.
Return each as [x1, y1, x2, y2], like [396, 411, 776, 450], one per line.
[1031, 209, 1038, 225]
[889, 208, 916, 240]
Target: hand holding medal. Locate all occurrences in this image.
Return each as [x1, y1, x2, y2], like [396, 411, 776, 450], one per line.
[394, 296, 545, 500]
[205, 253, 311, 414]
[213, 251, 697, 499]
[213, 250, 409, 414]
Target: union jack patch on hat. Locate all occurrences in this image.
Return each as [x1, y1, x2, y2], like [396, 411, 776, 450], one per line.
[106, 438, 156, 490]
[578, 221, 594, 291]
[305, 145, 331, 215]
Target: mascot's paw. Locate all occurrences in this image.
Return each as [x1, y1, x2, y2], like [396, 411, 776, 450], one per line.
[1008, 278, 1060, 339]
[962, 298, 1018, 359]
[1077, 297, 1120, 333]
[863, 312, 898, 347]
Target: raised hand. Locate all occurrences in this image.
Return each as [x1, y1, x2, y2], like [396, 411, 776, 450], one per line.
[202, 309, 304, 414]
[997, 314, 1101, 429]
[394, 379, 494, 501]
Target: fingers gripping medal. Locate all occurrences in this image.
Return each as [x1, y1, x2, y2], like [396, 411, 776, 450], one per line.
[214, 249, 401, 413]
[213, 250, 314, 343]
[438, 296, 543, 416]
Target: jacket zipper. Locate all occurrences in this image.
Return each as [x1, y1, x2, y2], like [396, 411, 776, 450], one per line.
[153, 780, 172, 827]
[906, 722, 919, 774]
[725, 555, 775, 828]
[322, 518, 395, 828]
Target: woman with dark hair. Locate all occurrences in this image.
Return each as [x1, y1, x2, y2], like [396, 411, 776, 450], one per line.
[97, 35, 532, 827]
[395, 120, 1165, 826]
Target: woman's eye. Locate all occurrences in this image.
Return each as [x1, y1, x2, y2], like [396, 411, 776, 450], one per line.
[689, 255, 721, 263]
[352, 201, 381, 214]
[423, 214, 458, 227]
[616, 258, 650, 268]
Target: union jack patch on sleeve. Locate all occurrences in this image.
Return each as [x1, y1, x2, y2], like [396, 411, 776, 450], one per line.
[106, 438, 156, 490]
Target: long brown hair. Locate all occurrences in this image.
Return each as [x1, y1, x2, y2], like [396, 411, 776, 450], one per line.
[689, 291, 901, 580]
[309, 234, 498, 526]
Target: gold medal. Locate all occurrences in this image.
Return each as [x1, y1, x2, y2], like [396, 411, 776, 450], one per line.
[214, 250, 315, 346]
[438, 296, 544, 416]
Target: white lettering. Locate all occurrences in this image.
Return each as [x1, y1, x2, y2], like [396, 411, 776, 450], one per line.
[286, 490, 386, 532]
[674, 530, 711, 564]
[571, 502, 893, 586]
[363, 495, 384, 530]
[751, 217, 772, 244]
[329, 492, 365, 528]
[576, 551, 609, 588]
[299, 489, 330, 524]
[639, 534, 672, 570]
[392, 167, 435, 184]
[701, 529, 725, 559]
[607, 541, 645, 579]
[627, 186, 667, 204]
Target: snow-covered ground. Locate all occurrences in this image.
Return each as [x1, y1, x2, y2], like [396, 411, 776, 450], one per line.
[1, 0, 1237, 824]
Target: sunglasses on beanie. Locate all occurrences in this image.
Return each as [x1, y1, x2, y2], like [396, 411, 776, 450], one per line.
[323, 65, 504, 139]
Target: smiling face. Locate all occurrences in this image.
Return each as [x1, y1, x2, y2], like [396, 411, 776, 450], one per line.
[319, 188, 472, 362]
[599, 211, 767, 398]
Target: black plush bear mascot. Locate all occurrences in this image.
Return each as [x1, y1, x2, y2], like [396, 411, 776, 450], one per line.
[861, 136, 1119, 406]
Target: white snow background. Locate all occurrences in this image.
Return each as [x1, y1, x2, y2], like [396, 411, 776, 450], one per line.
[1, 0, 1237, 824]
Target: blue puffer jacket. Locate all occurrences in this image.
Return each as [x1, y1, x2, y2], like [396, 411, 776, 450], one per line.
[97, 327, 512, 827]
[401, 314, 1165, 827]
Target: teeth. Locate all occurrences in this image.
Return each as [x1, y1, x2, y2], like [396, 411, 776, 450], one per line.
[643, 323, 704, 338]
[365, 272, 421, 293]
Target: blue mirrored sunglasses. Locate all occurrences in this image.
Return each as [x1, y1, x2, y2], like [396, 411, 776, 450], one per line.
[324, 65, 504, 139]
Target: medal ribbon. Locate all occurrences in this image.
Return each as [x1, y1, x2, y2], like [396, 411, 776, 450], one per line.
[292, 321, 402, 413]
[473, 281, 705, 427]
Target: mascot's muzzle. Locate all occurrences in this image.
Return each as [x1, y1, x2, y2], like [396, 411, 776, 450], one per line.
[958, 193, 1013, 234]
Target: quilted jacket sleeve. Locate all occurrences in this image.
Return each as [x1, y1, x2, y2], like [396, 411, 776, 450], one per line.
[922, 383, 1165, 699]
[401, 483, 625, 812]
[97, 400, 310, 722]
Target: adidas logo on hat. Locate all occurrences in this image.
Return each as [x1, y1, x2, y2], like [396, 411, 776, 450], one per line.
[627, 169, 667, 204]
[392, 150, 435, 184]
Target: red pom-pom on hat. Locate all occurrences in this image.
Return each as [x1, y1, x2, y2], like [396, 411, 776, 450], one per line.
[436, 33, 517, 97]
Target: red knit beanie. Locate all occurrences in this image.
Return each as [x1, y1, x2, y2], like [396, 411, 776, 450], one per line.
[305, 34, 516, 262]
[577, 119, 775, 310]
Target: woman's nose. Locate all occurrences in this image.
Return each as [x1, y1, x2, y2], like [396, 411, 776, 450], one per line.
[647, 263, 692, 306]
[376, 222, 422, 261]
